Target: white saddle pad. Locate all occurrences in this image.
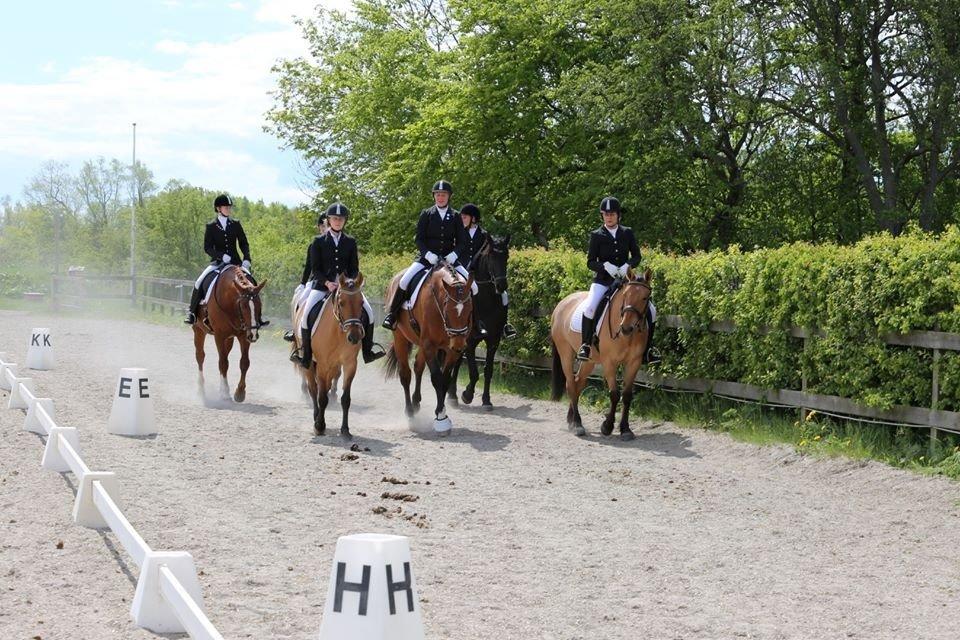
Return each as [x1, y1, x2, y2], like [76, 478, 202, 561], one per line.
[202, 274, 221, 305]
[569, 297, 610, 336]
[403, 270, 431, 311]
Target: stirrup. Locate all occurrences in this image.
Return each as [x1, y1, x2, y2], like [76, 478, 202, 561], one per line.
[184, 312, 196, 325]
[645, 347, 662, 366]
[289, 348, 302, 363]
[503, 324, 518, 339]
[576, 344, 591, 361]
[382, 313, 397, 330]
[283, 331, 295, 342]
[363, 343, 386, 364]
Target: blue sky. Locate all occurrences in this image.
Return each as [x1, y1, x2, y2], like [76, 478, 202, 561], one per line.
[0, 0, 351, 206]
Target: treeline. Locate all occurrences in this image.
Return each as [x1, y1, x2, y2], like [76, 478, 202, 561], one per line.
[266, 0, 960, 253]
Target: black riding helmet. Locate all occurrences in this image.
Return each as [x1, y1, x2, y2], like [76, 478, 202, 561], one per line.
[460, 202, 480, 223]
[214, 194, 234, 211]
[432, 180, 453, 194]
[326, 202, 349, 219]
[599, 196, 621, 214]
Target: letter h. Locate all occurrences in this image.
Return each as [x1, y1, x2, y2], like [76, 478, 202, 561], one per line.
[333, 562, 371, 616]
[386, 562, 415, 615]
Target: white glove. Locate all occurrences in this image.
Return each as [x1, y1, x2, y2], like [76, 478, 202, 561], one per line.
[295, 283, 305, 295]
[222, 254, 232, 264]
[501, 291, 509, 306]
[603, 262, 618, 277]
[424, 251, 439, 265]
[242, 259, 251, 270]
[618, 264, 629, 278]
[444, 251, 458, 264]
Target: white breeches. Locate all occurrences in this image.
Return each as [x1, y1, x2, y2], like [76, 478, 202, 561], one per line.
[299, 288, 373, 330]
[297, 281, 314, 307]
[584, 283, 657, 321]
[195, 263, 250, 289]
[399, 261, 426, 290]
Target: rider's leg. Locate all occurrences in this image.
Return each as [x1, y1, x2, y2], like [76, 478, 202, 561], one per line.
[286, 282, 314, 340]
[644, 300, 661, 365]
[360, 296, 385, 363]
[577, 284, 608, 361]
[185, 265, 217, 324]
[293, 289, 326, 367]
[383, 261, 424, 329]
[501, 290, 517, 339]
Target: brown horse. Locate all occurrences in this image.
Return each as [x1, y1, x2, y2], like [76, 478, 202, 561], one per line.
[383, 265, 474, 435]
[193, 265, 266, 403]
[550, 268, 653, 440]
[291, 274, 365, 438]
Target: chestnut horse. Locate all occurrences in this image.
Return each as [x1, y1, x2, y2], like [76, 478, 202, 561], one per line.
[383, 264, 474, 435]
[550, 268, 653, 440]
[193, 265, 266, 402]
[291, 274, 365, 438]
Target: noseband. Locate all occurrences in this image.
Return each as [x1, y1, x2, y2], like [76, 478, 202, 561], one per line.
[333, 282, 365, 334]
[610, 279, 651, 340]
[432, 281, 472, 337]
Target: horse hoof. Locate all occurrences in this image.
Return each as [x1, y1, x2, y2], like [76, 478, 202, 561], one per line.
[600, 419, 614, 436]
[314, 426, 326, 436]
[461, 391, 474, 404]
[482, 402, 493, 411]
[234, 391, 246, 403]
[620, 430, 635, 442]
[405, 406, 415, 417]
[341, 428, 352, 440]
[574, 425, 586, 437]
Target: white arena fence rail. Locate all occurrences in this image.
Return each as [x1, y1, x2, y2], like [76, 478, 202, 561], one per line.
[0, 353, 225, 640]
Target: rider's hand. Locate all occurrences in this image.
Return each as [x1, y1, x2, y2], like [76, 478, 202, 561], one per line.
[424, 251, 439, 265]
[618, 263, 629, 278]
[222, 254, 232, 264]
[325, 281, 338, 292]
[295, 283, 305, 295]
[603, 262, 618, 277]
[242, 259, 251, 270]
[444, 251, 458, 264]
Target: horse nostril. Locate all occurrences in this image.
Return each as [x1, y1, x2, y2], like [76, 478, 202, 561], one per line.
[349, 335, 359, 344]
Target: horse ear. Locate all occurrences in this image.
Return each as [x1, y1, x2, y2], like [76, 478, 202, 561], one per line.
[254, 280, 267, 294]
[643, 267, 653, 283]
[355, 272, 364, 287]
[465, 274, 474, 291]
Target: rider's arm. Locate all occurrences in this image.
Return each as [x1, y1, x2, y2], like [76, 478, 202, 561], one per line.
[414, 210, 430, 257]
[203, 223, 219, 261]
[300, 245, 312, 285]
[346, 239, 359, 278]
[586, 231, 603, 274]
[626, 228, 642, 268]
[237, 221, 251, 263]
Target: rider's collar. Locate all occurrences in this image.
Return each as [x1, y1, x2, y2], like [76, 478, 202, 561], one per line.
[604, 224, 619, 237]
[436, 206, 448, 217]
[218, 214, 229, 229]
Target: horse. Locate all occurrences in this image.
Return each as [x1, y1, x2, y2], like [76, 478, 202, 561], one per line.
[292, 273, 365, 438]
[383, 264, 474, 434]
[192, 265, 266, 403]
[549, 268, 653, 440]
[448, 234, 511, 410]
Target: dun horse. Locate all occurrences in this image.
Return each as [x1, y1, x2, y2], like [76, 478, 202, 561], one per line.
[193, 265, 266, 402]
[291, 274, 365, 438]
[449, 234, 511, 409]
[384, 264, 474, 434]
[550, 268, 653, 440]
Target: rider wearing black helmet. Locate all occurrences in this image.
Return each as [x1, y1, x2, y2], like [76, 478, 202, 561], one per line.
[459, 203, 517, 340]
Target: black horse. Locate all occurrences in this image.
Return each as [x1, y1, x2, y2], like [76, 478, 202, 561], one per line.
[449, 234, 511, 409]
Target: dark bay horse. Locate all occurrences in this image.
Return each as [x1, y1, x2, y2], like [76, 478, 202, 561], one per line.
[449, 234, 511, 409]
[550, 268, 653, 440]
[383, 264, 474, 435]
[193, 265, 266, 402]
[292, 274, 365, 438]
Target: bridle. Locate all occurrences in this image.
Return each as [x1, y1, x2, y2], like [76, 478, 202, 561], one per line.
[212, 266, 256, 337]
[608, 278, 651, 340]
[333, 280, 365, 335]
[472, 239, 507, 295]
[431, 275, 472, 337]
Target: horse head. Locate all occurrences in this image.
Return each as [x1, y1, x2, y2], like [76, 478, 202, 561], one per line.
[617, 267, 653, 337]
[436, 269, 473, 351]
[231, 271, 264, 343]
[478, 234, 510, 293]
[336, 273, 365, 345]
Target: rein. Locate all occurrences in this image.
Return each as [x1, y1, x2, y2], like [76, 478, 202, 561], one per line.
[212, 266, 254, 335]
[431, 275, 472, 337]
[471, 240, 507, 295]
[607, 279, 652, 341]
[333, 281, 365, 334]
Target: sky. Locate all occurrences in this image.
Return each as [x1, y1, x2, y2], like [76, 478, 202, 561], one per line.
[0, 0, 352, 207]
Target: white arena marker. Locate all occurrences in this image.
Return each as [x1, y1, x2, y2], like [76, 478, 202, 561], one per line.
[8, 377, 35, 410]
[0, 364, 17, 391]
[41, 426, 81, 473]
[107, 368, 155, 436]
[73, 473, 119, 528]
[25, 327, 55, 370]
[24, 397, 55, 434]
[131, 551, 206, 633]
[318, 533, 425, 640]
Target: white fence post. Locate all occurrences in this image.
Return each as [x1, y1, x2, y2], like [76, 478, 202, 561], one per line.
[8, 377, 35, 410]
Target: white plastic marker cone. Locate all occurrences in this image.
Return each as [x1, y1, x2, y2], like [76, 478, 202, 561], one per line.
[131, 551, 205, 633]
[318, 533, 425, 640]
[25, 327, 55, 370]
[107, 368, 155, 436]
[0, 363, 17, 391]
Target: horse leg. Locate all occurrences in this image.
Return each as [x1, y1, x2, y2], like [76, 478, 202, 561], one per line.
[412, 350, 425, 411]
[305, 371, 320, 430]
[315, 375, 329, 436]
[480, 337, 498, 409]
[234, 336, 249, 403]
[461, 340, 479, 404]
[339, 361, 358, 439]
[218, 336, 234, 401]
[429, 352, 452, 435]
[618, 359, 642, 441]
[600, 366, 620, 437]
[193, 326, 206, 400]
[394, 338, 415, 417]
[570, 359, 596, 437]
[447, 349, 462, 405]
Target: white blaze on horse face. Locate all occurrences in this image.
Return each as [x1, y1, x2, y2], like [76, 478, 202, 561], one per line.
[455, 302, 464, 316]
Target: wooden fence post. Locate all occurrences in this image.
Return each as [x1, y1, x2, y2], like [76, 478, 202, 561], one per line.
[931, 345, 940, 456]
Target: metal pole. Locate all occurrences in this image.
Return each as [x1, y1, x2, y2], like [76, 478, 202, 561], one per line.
[130, 122, 137, 305]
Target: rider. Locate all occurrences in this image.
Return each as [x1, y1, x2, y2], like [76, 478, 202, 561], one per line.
[382, 180, 481, 332]
[459, 203, 517, 339]
[578, 196, 659, 364]
[284, 212, 329, 342]
[291, 202, 385, 368]
[184, 194, 269, 328]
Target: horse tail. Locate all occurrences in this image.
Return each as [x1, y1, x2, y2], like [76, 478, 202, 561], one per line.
[384, 344, 399, 379]
[550, 339, 566, 401]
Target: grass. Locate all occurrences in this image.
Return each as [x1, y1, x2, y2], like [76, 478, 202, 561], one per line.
[463, 359, 960, 480]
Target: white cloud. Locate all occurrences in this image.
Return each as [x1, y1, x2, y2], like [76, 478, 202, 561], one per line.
[0, 1, 356, 205]
[228, 1, 246, 10]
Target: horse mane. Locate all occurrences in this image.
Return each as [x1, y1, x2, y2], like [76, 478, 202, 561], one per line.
[438, 264, 465, 287]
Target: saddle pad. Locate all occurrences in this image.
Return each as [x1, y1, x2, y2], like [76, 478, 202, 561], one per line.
[202, 273, 221, 305]
[403, 268, 431, 311]
[310, 295, 332, 337]
[569, 295, 610, 336]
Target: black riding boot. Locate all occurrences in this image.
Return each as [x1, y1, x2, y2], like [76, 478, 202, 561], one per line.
[577, 315, 595, 361]
[361, 318, 386, 363]
[184, 287, 203, 324]
[382, 287, 408, 330]
[299, 327, 313, 369]
[283, 330, 295, 342]
[644, 319, 661, 365]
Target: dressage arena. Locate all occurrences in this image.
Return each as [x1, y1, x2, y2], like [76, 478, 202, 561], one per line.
[2, 310, 960, 639]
